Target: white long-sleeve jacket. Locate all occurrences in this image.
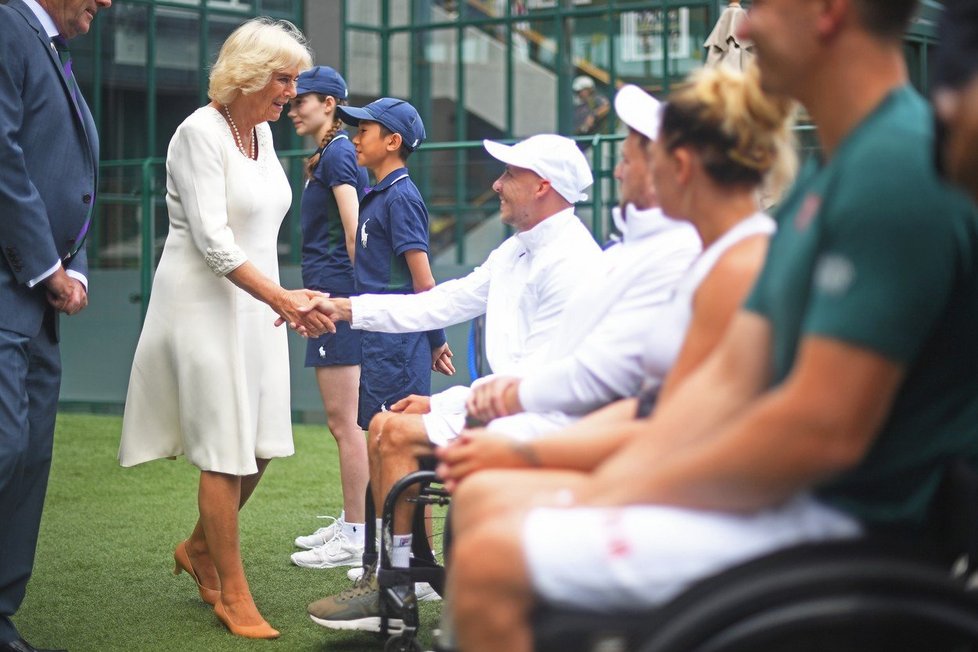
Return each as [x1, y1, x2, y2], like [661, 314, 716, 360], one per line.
[515, 204, 701, 417]
[350, 208, 602, 411]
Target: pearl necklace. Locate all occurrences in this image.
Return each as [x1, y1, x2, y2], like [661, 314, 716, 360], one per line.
[223, 104, 254, 160]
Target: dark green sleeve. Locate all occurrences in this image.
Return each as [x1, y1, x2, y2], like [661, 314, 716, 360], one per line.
[801, 161, 969, 363]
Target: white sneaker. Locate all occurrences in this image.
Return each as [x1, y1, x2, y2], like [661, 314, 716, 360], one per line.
[347, 566, 365, 582]
[294, 515, 344, 550]
[291, 531, 365, 569]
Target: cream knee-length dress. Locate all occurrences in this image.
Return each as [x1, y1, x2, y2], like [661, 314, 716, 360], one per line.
[119, 106, 294, 476]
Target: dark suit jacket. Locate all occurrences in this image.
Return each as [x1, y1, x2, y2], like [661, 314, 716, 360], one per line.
[0, 0, 99, 338]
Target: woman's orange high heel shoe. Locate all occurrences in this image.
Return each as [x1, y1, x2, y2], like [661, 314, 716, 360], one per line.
[214, 600, 280, 639]
[173, 541, 221, 606]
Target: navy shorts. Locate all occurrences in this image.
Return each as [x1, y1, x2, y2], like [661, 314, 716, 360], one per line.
[357, 330, 431, 429]
[304, 319, 362, 367]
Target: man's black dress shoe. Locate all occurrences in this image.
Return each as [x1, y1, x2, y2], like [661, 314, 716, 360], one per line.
[0, 638, 66, 652]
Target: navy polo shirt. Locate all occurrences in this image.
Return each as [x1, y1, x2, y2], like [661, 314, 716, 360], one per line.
[355, 167, 446, 347]
[300, 133, 369, 294]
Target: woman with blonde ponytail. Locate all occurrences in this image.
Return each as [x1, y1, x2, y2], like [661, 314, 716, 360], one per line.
[287, 66, 371, 569]
[648, 63, 796, 401]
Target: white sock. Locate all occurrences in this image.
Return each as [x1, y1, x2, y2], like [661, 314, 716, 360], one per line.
[392, 534, 412, 568]
[339, 509, 346, 523]
[343, 520, 365, 545]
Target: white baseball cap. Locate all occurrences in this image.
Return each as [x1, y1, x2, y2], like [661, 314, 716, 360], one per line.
[572, 75, 595, 92]
[614, 84, 662, 141]
[483, 134, 593, 204]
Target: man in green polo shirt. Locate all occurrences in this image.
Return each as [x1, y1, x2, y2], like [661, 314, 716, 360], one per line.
[440, 1, 978, 650]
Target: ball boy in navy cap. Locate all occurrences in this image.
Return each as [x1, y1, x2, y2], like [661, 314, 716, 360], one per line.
[336, 98, 454, 432]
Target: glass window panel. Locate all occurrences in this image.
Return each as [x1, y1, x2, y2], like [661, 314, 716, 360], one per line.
[155, 8, 203, 158]
[615, 5, 713, 93]
[388, 31, 412, 97]
[207, 0, 255, 11]
[460, 29, 506, 140]
[346, 29, 382, 97]
[389, 0, 412, 28]
[347, 0, 381, 27]
[96, 4, 150, 161]
[511, 18, 557, 135]
[258, 0, 300, 16]
[417, 27, 458, 134]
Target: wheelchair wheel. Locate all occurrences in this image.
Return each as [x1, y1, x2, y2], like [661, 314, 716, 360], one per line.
[384, 633, 422, 652]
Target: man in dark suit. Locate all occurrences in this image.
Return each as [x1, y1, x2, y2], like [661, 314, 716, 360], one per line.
[0, 1, 111, 650]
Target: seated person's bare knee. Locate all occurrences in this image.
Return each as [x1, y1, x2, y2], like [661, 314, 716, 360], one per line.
[379, 414, 432, 460]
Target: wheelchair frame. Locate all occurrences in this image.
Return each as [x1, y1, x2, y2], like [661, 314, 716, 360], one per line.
[362, 468, 450, 652]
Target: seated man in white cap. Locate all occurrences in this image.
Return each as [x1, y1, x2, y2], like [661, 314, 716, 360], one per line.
[300, 134, 601, 627]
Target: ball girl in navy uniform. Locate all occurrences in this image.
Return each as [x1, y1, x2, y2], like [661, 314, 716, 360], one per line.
[336, 98, 453, 432]
[287, 66, 371, 568]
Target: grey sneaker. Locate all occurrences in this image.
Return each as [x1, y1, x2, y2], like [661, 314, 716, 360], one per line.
[307, 570, 412, 632]
[415, 581, 441, 602]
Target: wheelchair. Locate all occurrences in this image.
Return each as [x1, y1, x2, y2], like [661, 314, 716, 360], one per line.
[532, 459, 978, 652]
[361, 462, 451, 652]
[357, 317, 481, 651]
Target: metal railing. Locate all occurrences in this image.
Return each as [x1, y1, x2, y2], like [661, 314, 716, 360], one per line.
[92, 133, 627, 318]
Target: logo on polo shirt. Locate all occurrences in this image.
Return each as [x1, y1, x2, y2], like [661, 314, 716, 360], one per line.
[794, 194, 821, 231]
[360, 218, 370, 248]
[814, 253, 856, 296]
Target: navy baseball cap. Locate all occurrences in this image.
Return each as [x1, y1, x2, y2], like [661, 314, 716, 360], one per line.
[296, 66, 349, 99]
[337, 98, 426, 151]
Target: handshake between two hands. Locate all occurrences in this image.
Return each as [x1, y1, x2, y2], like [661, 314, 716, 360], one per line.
[271, 292, 456, 377]
[272, 290, 340, 338]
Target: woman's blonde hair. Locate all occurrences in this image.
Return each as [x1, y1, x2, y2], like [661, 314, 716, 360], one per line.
[660, 65, 798, 202]
[208, 17, 312, 105]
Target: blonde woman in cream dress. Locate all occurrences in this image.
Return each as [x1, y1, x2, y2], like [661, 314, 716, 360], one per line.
[119, 18, 331, 639]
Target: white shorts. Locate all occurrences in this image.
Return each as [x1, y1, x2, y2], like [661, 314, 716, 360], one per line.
[522, 494, 862, 611]
[422, 410, 467, 447]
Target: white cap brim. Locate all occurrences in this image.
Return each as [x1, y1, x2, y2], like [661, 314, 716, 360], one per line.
[483, 137, 591, 204]
[483, 139, 521, 169]
[615, 84, 662, 141]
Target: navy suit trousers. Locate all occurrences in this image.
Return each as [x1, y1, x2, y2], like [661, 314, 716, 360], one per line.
[0, 318, 60, 642]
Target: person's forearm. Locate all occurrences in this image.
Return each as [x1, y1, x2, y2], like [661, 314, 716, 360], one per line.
[572, 333, 769, 507]
[579, 388, 840, 511]
[579, 340, 902, 512]
[528, 398, 643, 472]
[351, 276, 487, 332]
[226, 261, 285, 309]
[330, 297, 353, 322]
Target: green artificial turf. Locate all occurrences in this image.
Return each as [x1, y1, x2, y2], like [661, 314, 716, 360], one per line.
[13, 413, 442, 651]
